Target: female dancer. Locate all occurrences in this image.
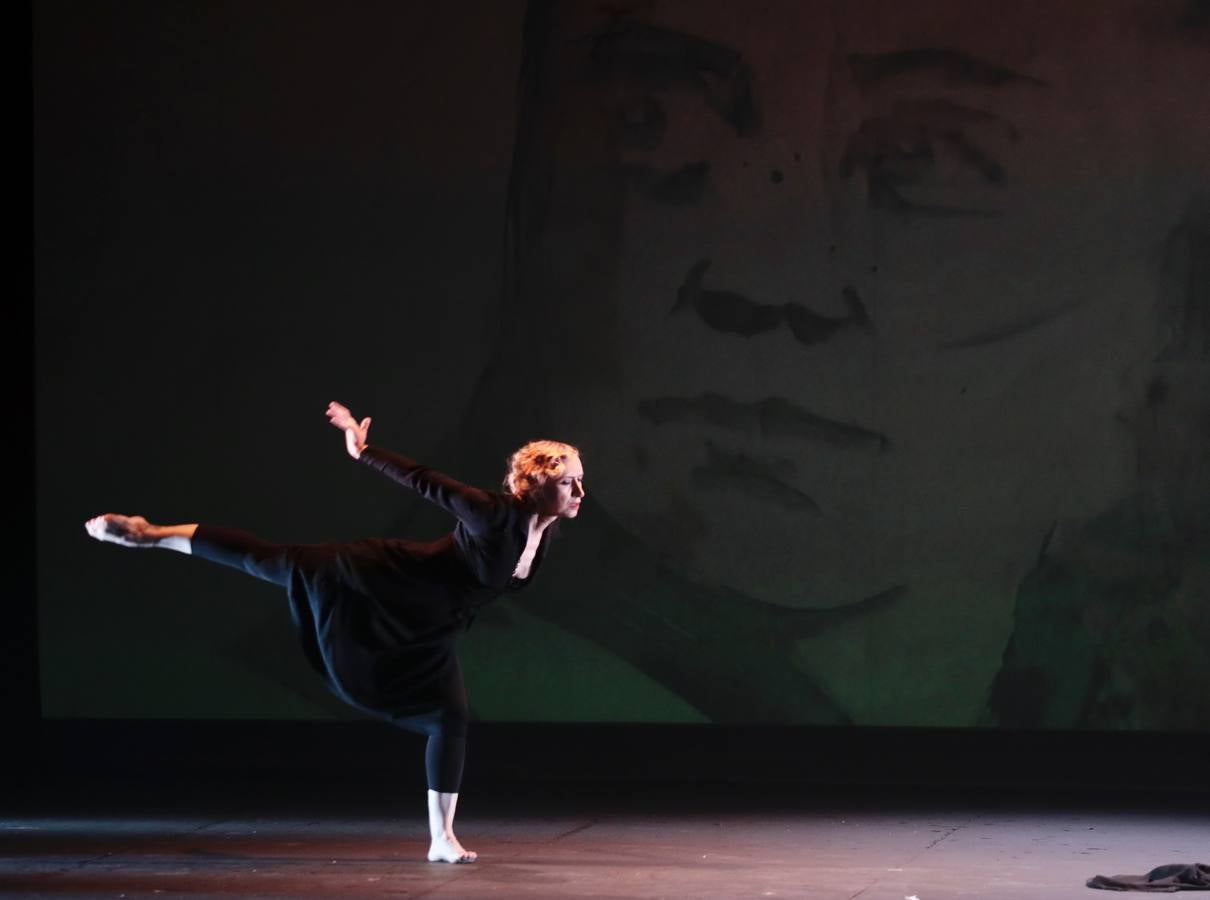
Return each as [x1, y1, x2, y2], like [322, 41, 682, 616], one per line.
[84, 401, 584, 863]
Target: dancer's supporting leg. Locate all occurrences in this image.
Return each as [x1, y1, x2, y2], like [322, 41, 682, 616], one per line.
[402, 675, 476, 863]
[428, 789, 475, 863]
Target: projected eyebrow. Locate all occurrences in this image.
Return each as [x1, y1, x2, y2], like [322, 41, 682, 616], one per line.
[638, 392, 890, 451]
[673, 259, 875, 347]
[848, 48, 1048, 90]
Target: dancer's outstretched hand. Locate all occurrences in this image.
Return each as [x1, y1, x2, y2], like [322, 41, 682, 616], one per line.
[326, 401, 371, 459]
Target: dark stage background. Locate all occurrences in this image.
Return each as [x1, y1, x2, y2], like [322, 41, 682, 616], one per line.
[31, 0, 1210, 786]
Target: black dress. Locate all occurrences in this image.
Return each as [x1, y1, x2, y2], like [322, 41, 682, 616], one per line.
[194, 444, 552, 722]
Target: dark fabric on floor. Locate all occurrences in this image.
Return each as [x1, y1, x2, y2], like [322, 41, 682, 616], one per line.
[1088, 863, 1210, 891]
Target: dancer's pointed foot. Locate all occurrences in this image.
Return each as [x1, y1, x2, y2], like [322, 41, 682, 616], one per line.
[84, 514, 157, 547]
[427, 834, 477, 864]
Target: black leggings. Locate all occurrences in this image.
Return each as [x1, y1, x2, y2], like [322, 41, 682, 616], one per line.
[190, 525, 467, 792]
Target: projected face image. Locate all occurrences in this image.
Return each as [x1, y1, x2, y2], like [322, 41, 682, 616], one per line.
[512, 0, 1210, 721]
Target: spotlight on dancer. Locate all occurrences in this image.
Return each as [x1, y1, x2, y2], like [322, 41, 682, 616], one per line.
[84, 400, 584, 864]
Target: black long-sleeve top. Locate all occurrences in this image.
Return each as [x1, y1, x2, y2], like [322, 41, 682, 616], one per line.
[281, 445, 552, 718]
[358, 445, 550, 596]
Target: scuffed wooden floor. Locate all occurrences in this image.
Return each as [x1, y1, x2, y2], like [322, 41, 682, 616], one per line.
[3, 778, 1207, 898]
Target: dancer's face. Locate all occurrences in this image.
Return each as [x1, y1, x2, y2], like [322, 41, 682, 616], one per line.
[538, 455, 585, 519]
[530, 0, 1207, 611]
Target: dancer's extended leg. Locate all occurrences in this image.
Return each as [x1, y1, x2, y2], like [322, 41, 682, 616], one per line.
[85, 514, 196, 553]
[85, 516, 295, 586]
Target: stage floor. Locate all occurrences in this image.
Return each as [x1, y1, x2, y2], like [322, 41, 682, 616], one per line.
[3, 778, 1207, 899]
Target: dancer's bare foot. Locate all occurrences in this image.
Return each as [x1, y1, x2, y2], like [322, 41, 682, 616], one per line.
[84, 514, 158, 547]
[84, 515, 196, 553]
[427, 833, 477, 864]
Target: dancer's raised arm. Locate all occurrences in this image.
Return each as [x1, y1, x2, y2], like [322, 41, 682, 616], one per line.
[326, 400, 506, 532]
[326, 401, 371, 459]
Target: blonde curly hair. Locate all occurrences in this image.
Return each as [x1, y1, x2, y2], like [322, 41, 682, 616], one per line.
[504, 440, 581, 500]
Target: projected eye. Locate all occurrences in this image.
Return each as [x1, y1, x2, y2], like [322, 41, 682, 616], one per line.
[618, 160, 712, 205]
[589, 18, 757, 135]
[840, 50, 1046, 218]
[840, 102, 1018, 217]
[614, 93, 668, 151]
[589, 18, 757, 205]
